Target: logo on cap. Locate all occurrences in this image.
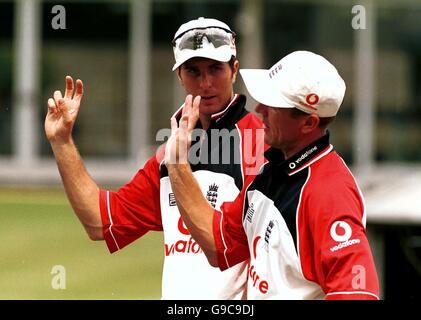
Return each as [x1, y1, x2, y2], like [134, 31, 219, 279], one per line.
[306, 93, 319, 105]
[299, 93, 319, 111]
[268, 63, 282, 79]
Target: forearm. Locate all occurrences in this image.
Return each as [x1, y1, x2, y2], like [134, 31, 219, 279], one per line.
[50, 139, 103, 240]
[167, 164, 218, 266]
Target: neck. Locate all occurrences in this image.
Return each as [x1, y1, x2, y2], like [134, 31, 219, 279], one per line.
[199, 93, 235, 131]
[282, 131, 325, 159]
[200, 114, 212, 131]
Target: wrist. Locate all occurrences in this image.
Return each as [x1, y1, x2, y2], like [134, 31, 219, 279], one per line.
[50, 137, 75, 150]
[166, 163, 191, 172]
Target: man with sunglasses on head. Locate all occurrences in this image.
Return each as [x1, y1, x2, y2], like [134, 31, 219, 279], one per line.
[44, 17, 265, 299]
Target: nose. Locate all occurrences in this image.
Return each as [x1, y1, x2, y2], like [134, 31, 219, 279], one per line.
[199, 72, 212, 89]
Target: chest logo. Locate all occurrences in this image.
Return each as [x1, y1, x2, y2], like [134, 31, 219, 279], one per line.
[206, 183, 219, 208]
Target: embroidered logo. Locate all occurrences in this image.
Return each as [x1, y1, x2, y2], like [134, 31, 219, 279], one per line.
[206, 183, 219, 208]
[306, 93, 319, 105]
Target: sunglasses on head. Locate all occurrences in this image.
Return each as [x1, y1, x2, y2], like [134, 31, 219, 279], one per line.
[173, 27, 236, 50]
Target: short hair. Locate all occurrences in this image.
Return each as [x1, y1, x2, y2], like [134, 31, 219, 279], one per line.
[290, 107, 336, 129]
[228, 56, 237, 71]
[177, 56, 238, 76]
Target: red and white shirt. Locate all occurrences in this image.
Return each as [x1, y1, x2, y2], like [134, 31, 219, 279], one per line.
[99, 94, 266, 299]
[213, 133, 380, 300]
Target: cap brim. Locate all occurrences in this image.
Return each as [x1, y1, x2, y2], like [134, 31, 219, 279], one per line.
[172, 48, 232, 71]
[240, 69, 294, 109]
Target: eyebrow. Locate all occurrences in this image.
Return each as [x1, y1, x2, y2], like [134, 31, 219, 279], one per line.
[182, 61, 224, 69]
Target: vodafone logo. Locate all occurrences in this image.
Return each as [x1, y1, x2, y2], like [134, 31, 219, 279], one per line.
[330, 221, 352, 242]
[165, 237, 202, 256]
[306, 93, 319, 105]
[329, 220, 361, 252]
[164, 217, 202, 256]
[252, 236, 261, 259]
[299, 93, 319, 111]
[178, 217, 190, 236]
[249, 236, 269, 294]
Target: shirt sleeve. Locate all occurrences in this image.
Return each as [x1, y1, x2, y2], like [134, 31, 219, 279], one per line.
[213, 176, 255, 271]
[99, 154, 163, 253]
[213, 114, 268, 271]
[299, 175, 380, 300]
[237, 113, 268, 180]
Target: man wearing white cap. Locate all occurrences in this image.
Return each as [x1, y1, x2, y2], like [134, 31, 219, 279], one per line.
[166, 51, 380, 299]
[44, 17, 266, 299]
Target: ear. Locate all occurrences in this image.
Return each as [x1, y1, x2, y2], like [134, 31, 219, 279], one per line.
[177, 68, 184, 86]
[231, 59, 239, 84]
[301, 114, 320, 134]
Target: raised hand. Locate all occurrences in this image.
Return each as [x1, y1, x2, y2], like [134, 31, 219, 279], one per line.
[165, 94, 201, 165]
[45, 76, 84, 144]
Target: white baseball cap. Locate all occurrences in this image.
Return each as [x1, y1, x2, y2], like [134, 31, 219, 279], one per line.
[172, 17, 236, 71]
[240, 51, 346, 117]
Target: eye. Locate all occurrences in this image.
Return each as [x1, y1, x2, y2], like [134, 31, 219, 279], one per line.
[210, 64, 223, 73]
[184, 67, 200, 76]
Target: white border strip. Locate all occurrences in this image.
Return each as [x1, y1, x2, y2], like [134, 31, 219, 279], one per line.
[339, 157, 367, 228]
[219, 210, 231, 268]
[235, 123, 245, 187]
[288, 145, 333, 176]
[211, 94, 238, 119]
[106, 191, 121, 250]
[221, 161, 268, 268]
[296, 167, 312, 278]
[326, 291, 379, 300]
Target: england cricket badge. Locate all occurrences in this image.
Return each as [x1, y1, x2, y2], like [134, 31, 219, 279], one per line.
[206, 183, 219, 208]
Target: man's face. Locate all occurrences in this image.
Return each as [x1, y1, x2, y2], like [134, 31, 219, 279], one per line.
[255, 104, 303, 152]
[178, 57, 238, 115]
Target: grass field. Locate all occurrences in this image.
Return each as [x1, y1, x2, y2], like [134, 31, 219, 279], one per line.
[0, 187, 164, 299]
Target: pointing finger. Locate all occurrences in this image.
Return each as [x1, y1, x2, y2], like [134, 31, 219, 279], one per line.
[180, 95, 192, 129]
[187, 96, 201, 131]
[74, 79, 84, 103]
[64, 75, 74, 99]
[183, 94, 193, 115]
[170, 117, 177, 134]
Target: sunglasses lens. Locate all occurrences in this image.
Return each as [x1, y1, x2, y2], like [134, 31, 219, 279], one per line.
[175, 28, 234, 51]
